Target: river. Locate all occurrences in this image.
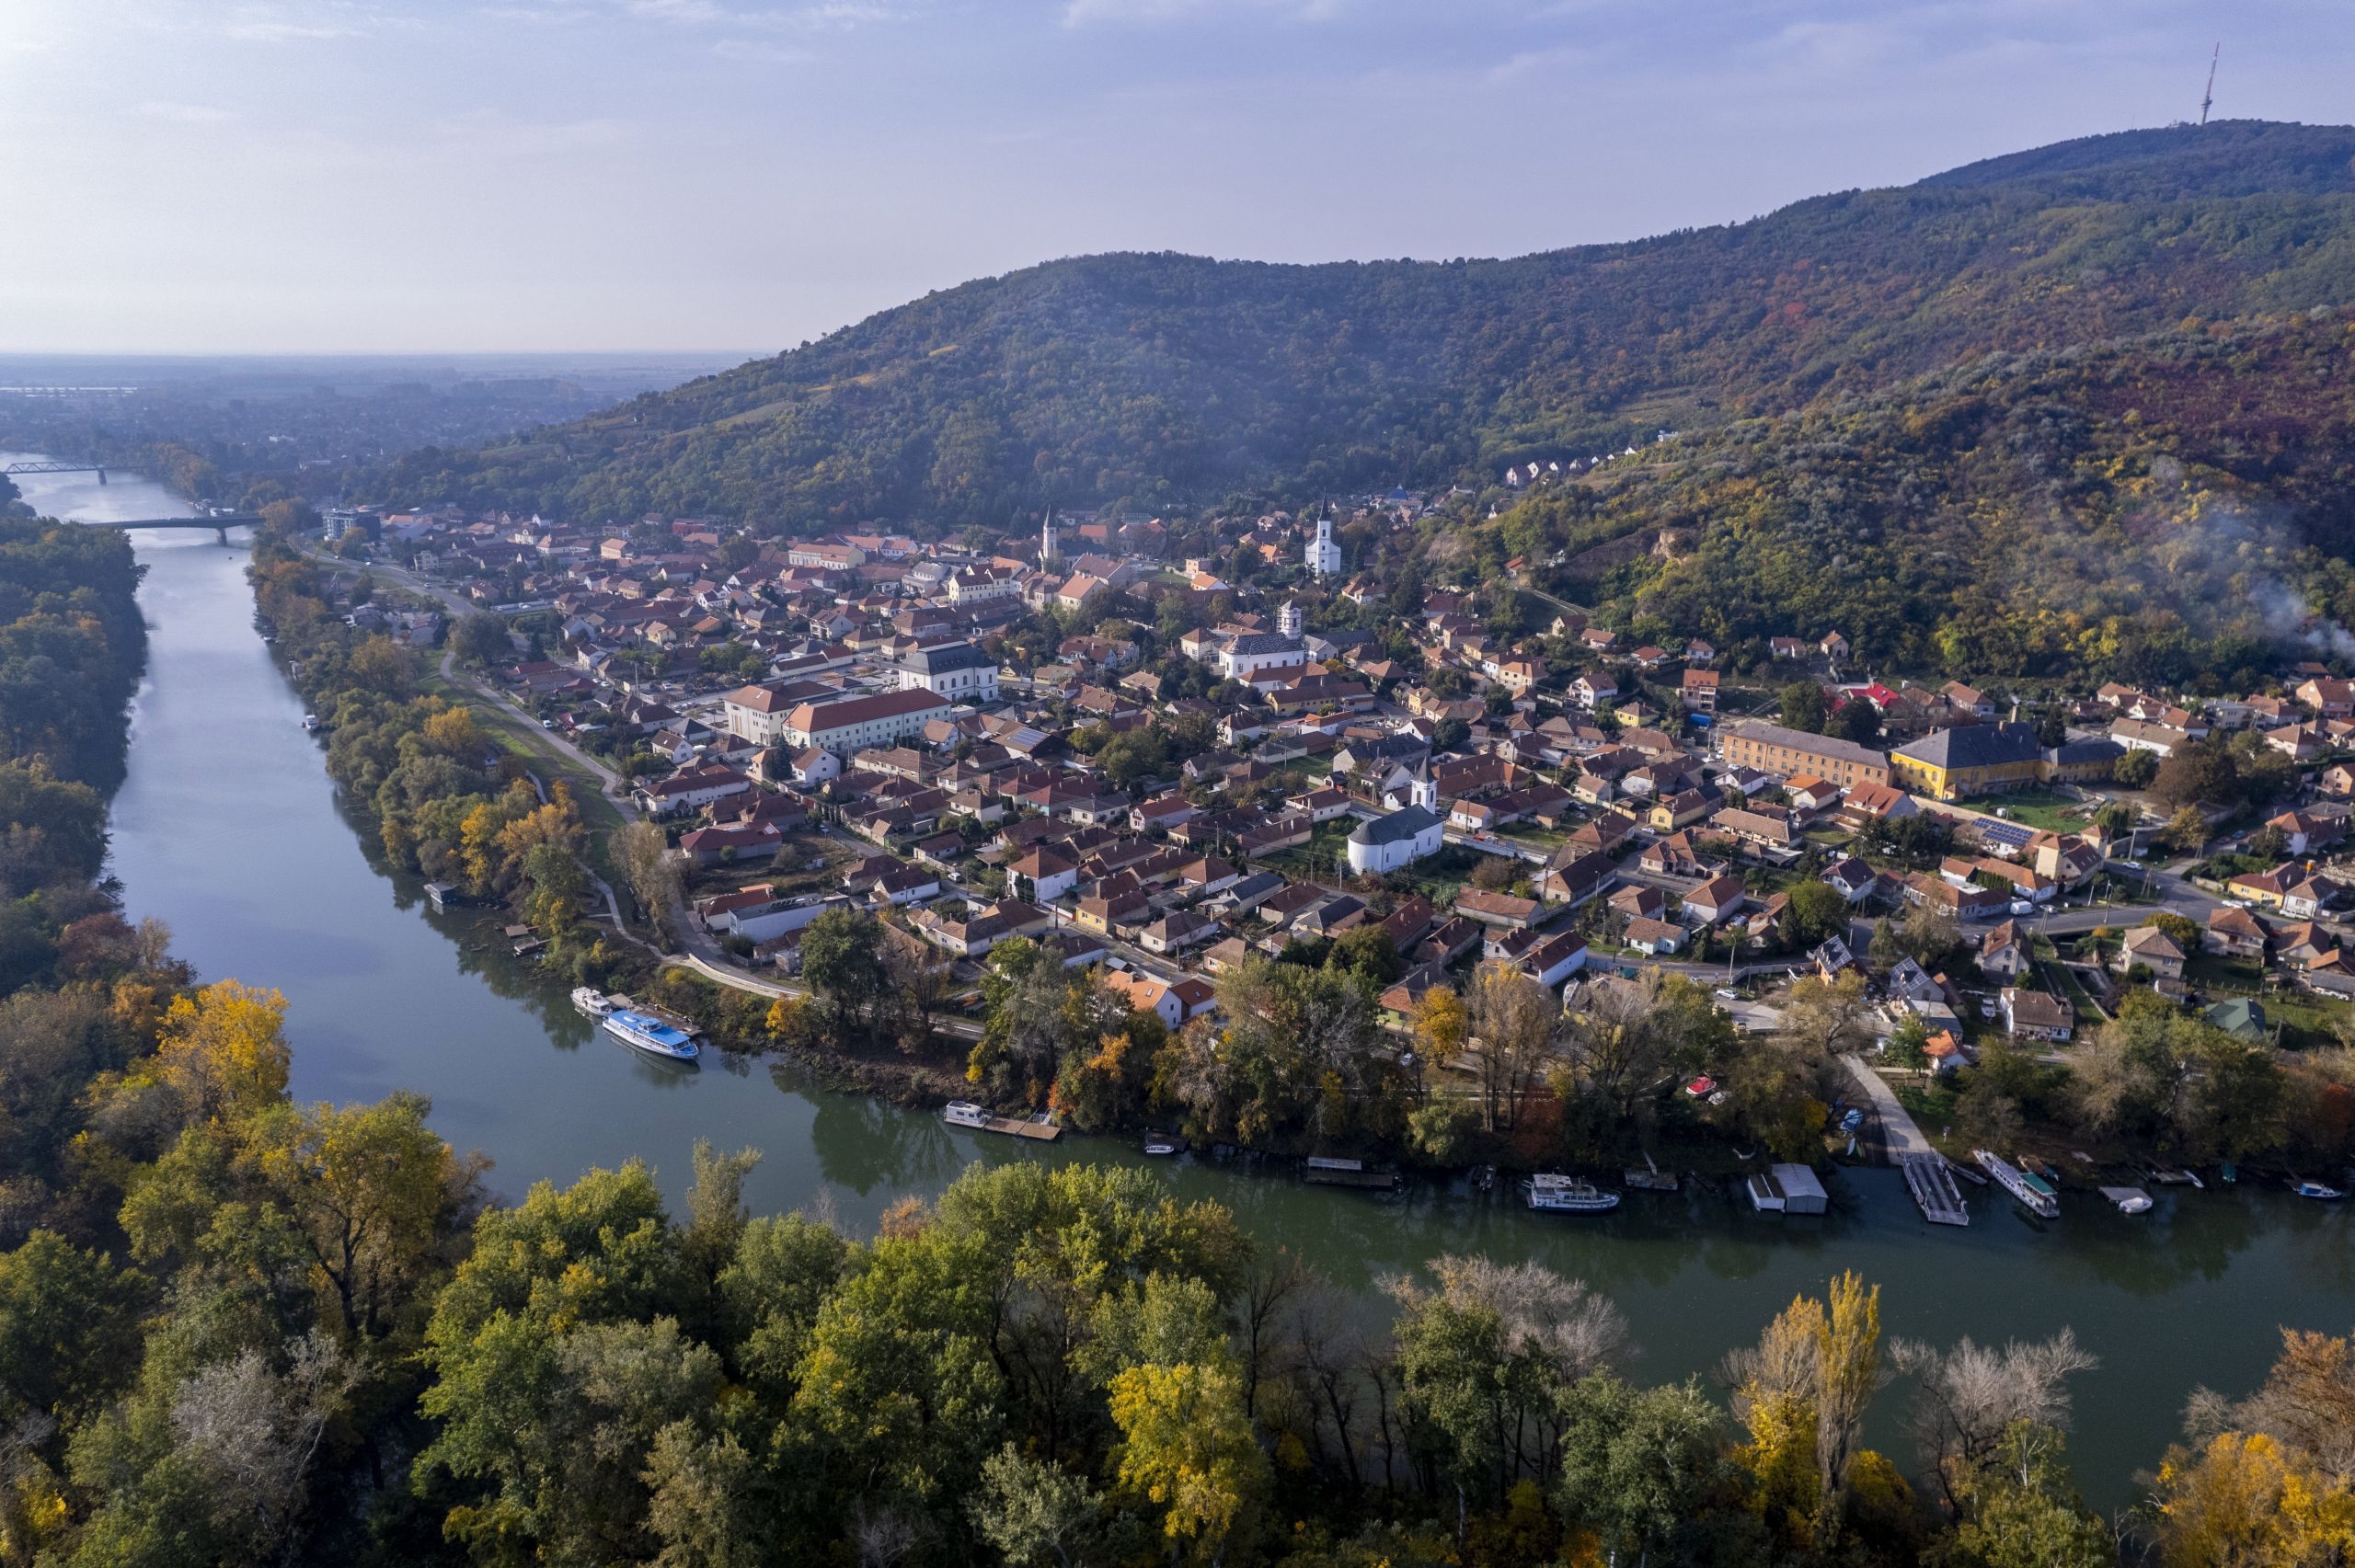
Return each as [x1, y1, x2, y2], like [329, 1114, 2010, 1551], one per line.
[11, 456, 2351, 1512]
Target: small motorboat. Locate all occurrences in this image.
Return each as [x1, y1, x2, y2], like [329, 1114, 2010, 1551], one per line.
[1143, 1137, 1183, 1157]
[571, 987, 614, 1018]
[301, 713, 319, 732]
[2100, 1186, 2154, 1215]
[2292, 1178, 2346, 1201]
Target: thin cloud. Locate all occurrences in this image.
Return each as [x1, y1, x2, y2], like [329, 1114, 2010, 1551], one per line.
[138, 100, 239, 122]
[1063, 0, 1347, 26]
[616, 0, 920, 26]
[714, 36, 814, 60]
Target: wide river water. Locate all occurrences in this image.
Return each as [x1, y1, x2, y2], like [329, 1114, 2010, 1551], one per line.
[13, 458, 2350, 1512]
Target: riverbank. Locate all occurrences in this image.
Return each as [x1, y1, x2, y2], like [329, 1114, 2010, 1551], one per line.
[0, 463, 2323, 1518]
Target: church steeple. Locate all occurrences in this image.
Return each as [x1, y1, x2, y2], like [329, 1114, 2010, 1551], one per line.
[1304, 500, 1340, 577]
[1408, 754, 1437, 811]
[1040, 508, 1057, 567]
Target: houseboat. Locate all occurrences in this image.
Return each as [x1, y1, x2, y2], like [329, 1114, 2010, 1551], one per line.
[1974, 1150, 2059, 1219]
[570, 987, 615, 1019]
[601, 1009, 700, 1062]
[941, 1101, 991, 1128]
[1522, 1173, 1620, 1214]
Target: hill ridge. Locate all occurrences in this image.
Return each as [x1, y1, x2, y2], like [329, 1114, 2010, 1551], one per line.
[376, 120, 2355, 533]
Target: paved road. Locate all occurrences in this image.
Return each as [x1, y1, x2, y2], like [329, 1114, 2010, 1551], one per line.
[1842, 1054, 1935, 1161]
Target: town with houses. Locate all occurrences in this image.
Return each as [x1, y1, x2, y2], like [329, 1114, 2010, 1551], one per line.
[319, 490, 2355, 1098]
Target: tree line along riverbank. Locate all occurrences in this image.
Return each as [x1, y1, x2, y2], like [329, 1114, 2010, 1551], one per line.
[242, 502, 2355, 1220]
[7, 496, 2355, 1564]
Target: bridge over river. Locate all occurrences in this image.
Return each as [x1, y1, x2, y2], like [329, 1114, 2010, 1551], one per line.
[82, 514, 262, 544]
[4, 462, 258, 541]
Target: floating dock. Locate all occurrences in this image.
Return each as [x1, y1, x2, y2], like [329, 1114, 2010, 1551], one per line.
[1623, 1168, 1681, 1193]
[2099, 1185, 2154, 1214]
[2139, 1162, 2204, 1188]
[1303, 1155, 1399, 1190]
[1901, 1154, 1971, 1226]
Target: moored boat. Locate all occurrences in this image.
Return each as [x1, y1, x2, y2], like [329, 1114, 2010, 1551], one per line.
[942, 1101, 990, 1128]
[1522, 1173, 1621, 1214]
[2099, 1185, 2154, 1215]
[570, 987, 614, 1018]
[2292, 1177, 2346, 1201]
[1974, 1150, 2059, 1219]
[601, 1008, 699, 1061]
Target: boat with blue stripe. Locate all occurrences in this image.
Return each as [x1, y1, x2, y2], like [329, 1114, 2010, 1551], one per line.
[602, 1008, 701, 1061]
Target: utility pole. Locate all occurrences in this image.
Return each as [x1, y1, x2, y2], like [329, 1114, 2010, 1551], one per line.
[2200, 42, 2219, 126]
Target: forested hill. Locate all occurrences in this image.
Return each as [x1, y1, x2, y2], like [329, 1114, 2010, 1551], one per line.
[377, 120, 2355, 531]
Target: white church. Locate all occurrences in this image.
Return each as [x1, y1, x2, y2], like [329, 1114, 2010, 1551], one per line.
[1304, 509, 1340, 577]
[1346, 762, 1444, 875]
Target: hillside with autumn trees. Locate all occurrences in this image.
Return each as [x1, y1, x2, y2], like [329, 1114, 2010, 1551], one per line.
[1483, 314, 2355, 683]
[374, 120, 2355, 536]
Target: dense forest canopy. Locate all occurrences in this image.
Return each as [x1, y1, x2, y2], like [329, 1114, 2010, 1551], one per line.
[374, 120, 2355, 537]
[1486, 315, 2355, 683]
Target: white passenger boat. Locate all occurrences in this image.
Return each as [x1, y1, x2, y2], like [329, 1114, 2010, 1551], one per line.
[601, 1008, 700, 1061]
[570, 987, 615, 1018]
[2292, 1177, 2346, 1201]
[1522, 1173, 1620, 1214]
[942, 1101, 991, 1128]
[1974, 1150, 2059, 1219]
[300, 713, 319, 732]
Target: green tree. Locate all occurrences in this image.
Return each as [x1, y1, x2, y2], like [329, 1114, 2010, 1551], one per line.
[799, 907, 885, 1038]
[971, 1444, 1103, 1568]
[240, 1090, 477, 1343]
[447, 612, 511, 668]
[1107, 1356, 1269, 1563]
[0, 1230, 145, 1425]
[1930, 1424, 2113, 1568]
[1786, 877, 1851, 950]
[1556, 1373, 1732, 1562]
[2158, 805, 2209, 856]
[1780, 681, 1829, 733]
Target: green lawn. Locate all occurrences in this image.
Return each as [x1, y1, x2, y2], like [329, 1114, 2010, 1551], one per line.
[1956, 787, 2085, 834]
[2186, 954, 2266, 994]
[1894, 1081, 1962, 1143]
[2044, 962, 2109, 1026]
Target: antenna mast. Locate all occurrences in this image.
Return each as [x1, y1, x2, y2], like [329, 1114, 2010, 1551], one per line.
[2199, 42, 2219, 126]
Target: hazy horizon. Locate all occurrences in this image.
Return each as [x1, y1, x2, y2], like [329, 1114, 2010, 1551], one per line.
[8, 0, 2347, 356]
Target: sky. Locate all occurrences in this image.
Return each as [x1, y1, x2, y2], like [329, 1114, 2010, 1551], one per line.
[2, 0, 2344, 355]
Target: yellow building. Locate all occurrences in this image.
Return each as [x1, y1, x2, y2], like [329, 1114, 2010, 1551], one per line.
[1890, 724, 2119, 800]
[1717, 720, 1890, 788]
